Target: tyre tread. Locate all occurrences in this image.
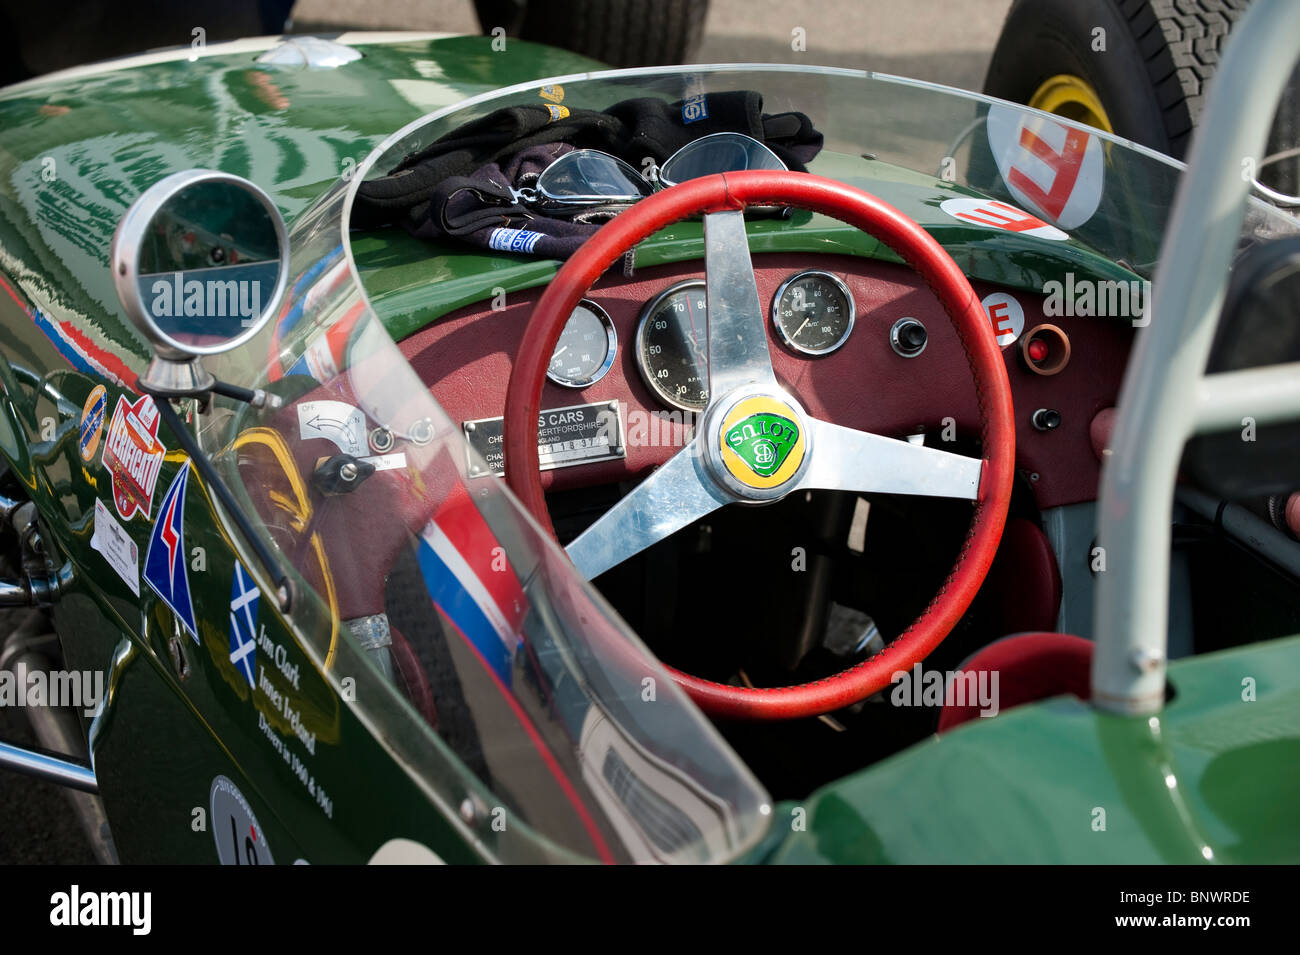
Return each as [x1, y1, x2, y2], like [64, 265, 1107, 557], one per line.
[1118, 0, 1250, 156]
[519, 0, 708, 68]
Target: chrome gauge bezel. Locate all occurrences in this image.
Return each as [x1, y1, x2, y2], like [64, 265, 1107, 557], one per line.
[546, 298, 618, 388]
[770, 269, 856, 356]
[634, 279, 710, 413]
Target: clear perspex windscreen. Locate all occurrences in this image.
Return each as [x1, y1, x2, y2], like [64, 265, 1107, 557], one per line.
[201, 150, 771, 868]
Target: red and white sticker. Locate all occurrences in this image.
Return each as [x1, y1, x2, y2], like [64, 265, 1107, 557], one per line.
[986, 103, 1103, 230]
[940, 197, 1068, 241]
[101, 394, 166, 521]
[982, 292, 1025, 348]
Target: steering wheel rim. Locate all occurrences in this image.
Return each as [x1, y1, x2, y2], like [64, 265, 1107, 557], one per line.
[505, 170, 1015, 720]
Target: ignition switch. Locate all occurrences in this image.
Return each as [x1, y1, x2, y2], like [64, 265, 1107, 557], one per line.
[311, 454, 376, 494]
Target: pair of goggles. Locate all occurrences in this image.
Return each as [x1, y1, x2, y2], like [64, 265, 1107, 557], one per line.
[513, 132, 787, 211]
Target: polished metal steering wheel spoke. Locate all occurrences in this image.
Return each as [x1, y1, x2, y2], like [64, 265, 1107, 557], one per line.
[798, 418, 983, 500]
[565, 441, 730, 580]
[703, 210, 777, 398]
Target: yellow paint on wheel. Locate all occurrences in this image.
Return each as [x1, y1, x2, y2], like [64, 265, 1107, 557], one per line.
[1028, 74, 1114, 133]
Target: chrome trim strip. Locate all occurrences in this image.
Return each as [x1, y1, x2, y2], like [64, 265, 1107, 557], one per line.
[0, 740, 98, 793]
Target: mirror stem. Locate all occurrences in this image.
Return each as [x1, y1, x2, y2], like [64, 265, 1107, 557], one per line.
[145, 391, 293, 613]
[210, 378, 281, 411]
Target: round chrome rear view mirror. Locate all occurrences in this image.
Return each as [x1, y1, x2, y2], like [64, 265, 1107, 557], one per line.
[111, 170, 288, 392]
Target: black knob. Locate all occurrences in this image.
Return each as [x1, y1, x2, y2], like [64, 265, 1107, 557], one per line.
[891, 318, 928, 357]
[1032, 408, 1062, 431]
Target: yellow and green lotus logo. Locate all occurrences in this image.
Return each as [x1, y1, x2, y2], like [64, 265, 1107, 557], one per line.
[718, 396, 807, 489]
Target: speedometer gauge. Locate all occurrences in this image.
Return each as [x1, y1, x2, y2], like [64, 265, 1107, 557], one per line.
[772, 270, 855, 355]
[635, 280, 709, 412]
[547, 300, 617, 388]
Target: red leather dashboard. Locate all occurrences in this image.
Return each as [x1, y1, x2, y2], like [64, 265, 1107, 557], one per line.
[398, 252, 1133, 510]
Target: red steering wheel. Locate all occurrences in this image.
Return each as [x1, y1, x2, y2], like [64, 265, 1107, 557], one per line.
[505, 170, 1015, 720]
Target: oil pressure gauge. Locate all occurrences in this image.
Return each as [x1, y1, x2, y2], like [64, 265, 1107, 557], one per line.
[772, 270, 855, 356]
[547, 300, 617, 388]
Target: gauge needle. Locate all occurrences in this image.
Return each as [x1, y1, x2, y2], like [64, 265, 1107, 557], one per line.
[553, 346, 567, 359]
[794, 316, 812, 339]
[686, 295, 706, 358]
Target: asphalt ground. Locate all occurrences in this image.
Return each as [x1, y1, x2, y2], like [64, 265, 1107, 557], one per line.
[0, 0, 1016, 864]
[292, 0, 1015, 92]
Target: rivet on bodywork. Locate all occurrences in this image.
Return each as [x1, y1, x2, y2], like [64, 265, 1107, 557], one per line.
[459, 798, 477, 824]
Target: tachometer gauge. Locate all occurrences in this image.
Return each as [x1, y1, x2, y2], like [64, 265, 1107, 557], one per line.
[772, 270, 855, 355]
[635, 280, 709, 412]
[547, 300, 617, 388]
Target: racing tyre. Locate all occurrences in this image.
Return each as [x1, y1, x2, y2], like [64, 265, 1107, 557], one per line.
[984, 0, 1249, 160]
[478, 0, 710, 67]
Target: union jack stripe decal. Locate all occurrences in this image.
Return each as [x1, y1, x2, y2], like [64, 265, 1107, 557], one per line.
[415, 484, 527, 684]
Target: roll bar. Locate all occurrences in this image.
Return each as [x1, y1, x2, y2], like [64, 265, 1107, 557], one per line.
[1092, 0, 1300, 714]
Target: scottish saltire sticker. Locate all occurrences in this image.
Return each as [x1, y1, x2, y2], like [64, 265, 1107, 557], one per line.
[538, 84, 564, 103]
[487, 228, 544, 254]
[101, 394, 166, 520]
[143, 465, 198, 641]
[78, 385, 106, 463]
[228, 561, 259, 688]
[90, 498, 139, 596]
[544, 104, 570, 122]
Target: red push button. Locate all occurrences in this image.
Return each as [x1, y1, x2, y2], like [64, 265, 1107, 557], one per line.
[1020, 323, 1071, 376]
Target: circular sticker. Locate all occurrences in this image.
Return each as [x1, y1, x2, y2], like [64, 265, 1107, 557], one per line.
[986, 103, 1103, 231]
[78, 385, 107, 463]
[939, 196, 1069, 241]
[981, 292, 1025, 348]
[210, 775, 274, 865]
[718, 395, 807, 490]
